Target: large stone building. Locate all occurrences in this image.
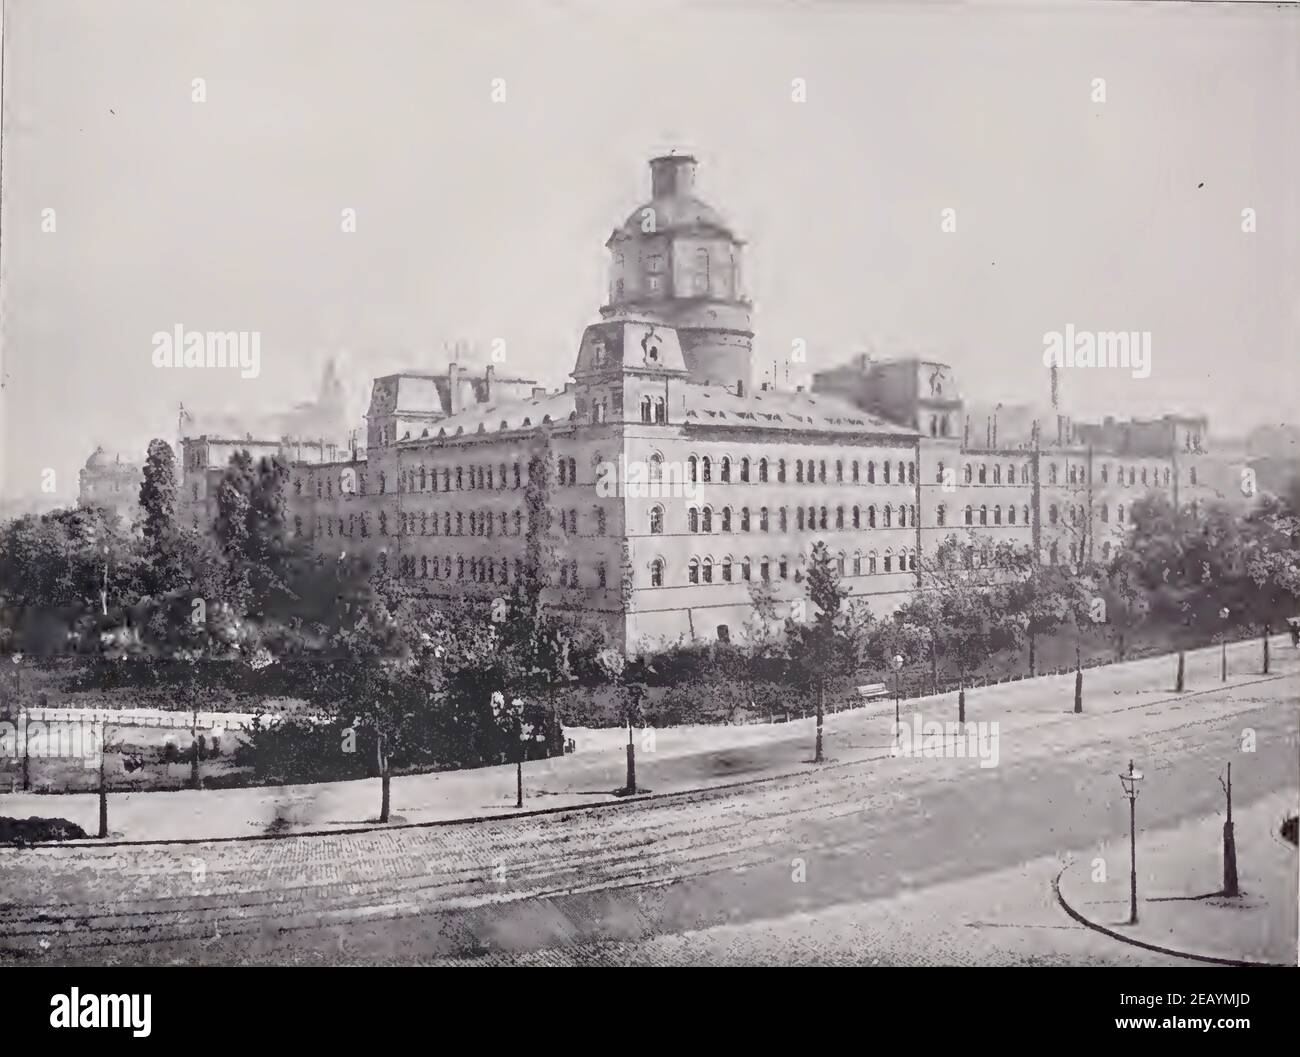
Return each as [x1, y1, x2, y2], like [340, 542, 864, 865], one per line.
[177, 154, 1224, 650]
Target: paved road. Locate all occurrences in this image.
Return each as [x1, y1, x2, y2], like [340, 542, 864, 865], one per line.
[1, 643, 1296, 965]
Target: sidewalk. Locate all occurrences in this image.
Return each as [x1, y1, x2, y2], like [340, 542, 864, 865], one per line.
[1, 635, 1295, 845]
[1057, 790, 1299, 966]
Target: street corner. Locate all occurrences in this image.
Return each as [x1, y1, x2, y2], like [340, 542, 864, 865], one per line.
[1055, 797, 1299, 967]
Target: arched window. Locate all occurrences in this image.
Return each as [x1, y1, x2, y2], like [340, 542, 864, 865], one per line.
[883, 549, 893, 573]
[819, 506, 828, 529]
[836, 506, 844, 529]
[993, 505, 1002, 525]
[721, 507, 732, 532]
[992, 465, 1001, 484]
[1117, 504, 1125, 524]
[640, 397, 653, 423]
[688, 456, 698, 483]
[650, 559, 664, 587]
[1022, 505, 1030, 524]
[702, 507, 713, 533]
[836, 460, 844, 483]
[884, 461, 891, 484]
[760, 507, 770, 531]
[978, 464, 987, 484]
[836, 554, 845, 575]
[852, 460, 860, 483]
[1163, 467, 1171, 486]
[650, 506, 664, 534]
[702, 456, 712, 483]
[898, 505, 907, 528]
[740, 457, 751, 483]
[852, 506, 861, 529]
[721, 456, 731, 483]
[1049, 542, 1058, 565]
[759, 458, 769, 483]
[1100, 504, 1108, 523]
[937, 504, 946, 527]
[1102, 542, 1111, 561]
[1049, 504, 1059, 525]
[867, 461, 876, 484]
[853, 553, 862, 576]
[741, 507, 751, 531]
[779, 507, 788, 532]
[979, 505, 987, 526]
[964, 464, 972, 484]
[654, 398, 666, 424]
[778, 557, 789, 580]
[702, 557, 714, 584]
[897, 461, 905, 483]
[964, 505, 973, 526]
[868, 551, 878, 574]
[777, 459, 787, 483]
[936, 461, 945, 485]
[688, 558, 700, 584]
[760, 557, 771, 581]
[795, 459, 804, 484]
[883, 506, 892, 528]
[721, 556, 733, 582]
[1007, 505, 1016, 525]
[868, 505, 877, 528]
[796, 508, 805, 531]
[1141, 467, 1148, 485]
[1008, 464, 1016, 484]
[1101, 465, 1109, 484]
[1049, 463, 1058, 485]
[907, 462, 916, 484]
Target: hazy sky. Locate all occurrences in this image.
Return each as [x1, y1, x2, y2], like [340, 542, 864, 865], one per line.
[2, 0, 1297, 500]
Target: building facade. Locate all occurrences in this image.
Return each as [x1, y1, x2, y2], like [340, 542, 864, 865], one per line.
[78, 448, 143, 524]
[177, 155, 1223, 651]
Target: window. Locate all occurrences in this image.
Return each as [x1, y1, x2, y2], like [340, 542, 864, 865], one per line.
[978, 464, 987, 484]
[760, 558, 771, 581]
[1100, 504, 1109, 523]
[868, 461, 876, 484]
[779, 508, 788, 532]
[979, 505, 987, 526]
[993, 465, 1001, 484]
[1022, 505, 1030, 524]
[899, 506, 907, 528]
[650, 506, 664, 534]
[702, 456, 712, 483]
[1163, 467, 1170, 486]
[937, 504, 946, 527]
[758, 458, 769, 483]
[868, 552, 878, 574]
[1141, 467, 1148, 485]
[963, 463, 972, 485]
[1049, 464, 1058, 485]
[883, 506, 892, 527]
[852, 460, 860, 483]
[740, 457, 751, 483]
[688, 508, 700, 533]
[721, 456, 732, 483]
[779, 558, 789, 579]
[689, 558, 700, 584]
[1189, 466, 1197, 485]
[654, 398, 666, 424]
[853, 553, 862, 576]
[722, 557, 733, 583]
[835, 506, 844, 529]
[1007, 505, 1015, 525]
[741, 557, 752, 581]
[777, 459, 787, 483]
[884, 461, 891, 484]
[702, 557, 714, 584]
[1101, 465, 1109, 484]
[836, 460, 843, 483]
[795, 459, 804, 484]
[868, 505, 877, 528]
[759, 507, 770, 531]
[852, 506, 861, 529]
[649, 453, 663, 482]
[688, 456, 699, 484]
[1117, 504, 1125, 524]
[964, 505, 973, 526]
[651, 558, 664, 587]
[640, 397, 653, 423]
[741, 507, 751, 532]
[596, 507, 607, 535]
[1049, 505, 1058, 525]
[936, 461, 945, 485]
[702, 507, 713, 533]
[884, 551, 893, 573]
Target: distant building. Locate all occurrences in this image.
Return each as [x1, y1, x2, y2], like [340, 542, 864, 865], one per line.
[78, 447, 142, 523]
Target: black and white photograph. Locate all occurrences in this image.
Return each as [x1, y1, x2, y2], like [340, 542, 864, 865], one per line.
[0, 0, 1297, 1012]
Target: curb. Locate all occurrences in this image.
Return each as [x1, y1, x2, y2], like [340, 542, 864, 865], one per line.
[1052, 863, 1293, 968]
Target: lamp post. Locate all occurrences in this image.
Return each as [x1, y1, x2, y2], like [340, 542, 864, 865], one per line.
[12, 654, 28, 791]
[1119, 760, 1144, 925]
[1219, 607, 1229, 682]
[892, 654, 904, 728]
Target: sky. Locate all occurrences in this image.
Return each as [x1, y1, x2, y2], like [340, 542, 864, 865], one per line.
[1, 0, 1297, 502]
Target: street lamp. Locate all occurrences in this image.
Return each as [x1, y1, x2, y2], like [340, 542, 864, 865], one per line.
[12, 653, 27, 791]
[1219, 607, 1230, 682]
[1118, 760, 1144, 925]
[892, 654, 904, 728]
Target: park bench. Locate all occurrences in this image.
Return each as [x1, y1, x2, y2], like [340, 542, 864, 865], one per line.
[856, 683, 888, 701]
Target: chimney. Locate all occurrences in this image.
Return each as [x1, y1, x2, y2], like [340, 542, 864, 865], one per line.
[649, 155, 697, 199]
[448, 362, 461, 415]
[736, 379, 745, 397]
[531, 386, 546, 399]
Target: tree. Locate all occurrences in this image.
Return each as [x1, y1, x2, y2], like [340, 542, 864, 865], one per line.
[786, 540, 852, 763]
[138, 439, 178, 553]
[998, 545, 1072, 676]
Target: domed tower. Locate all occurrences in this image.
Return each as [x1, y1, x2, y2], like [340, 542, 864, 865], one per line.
[601, 155, 754, 389]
